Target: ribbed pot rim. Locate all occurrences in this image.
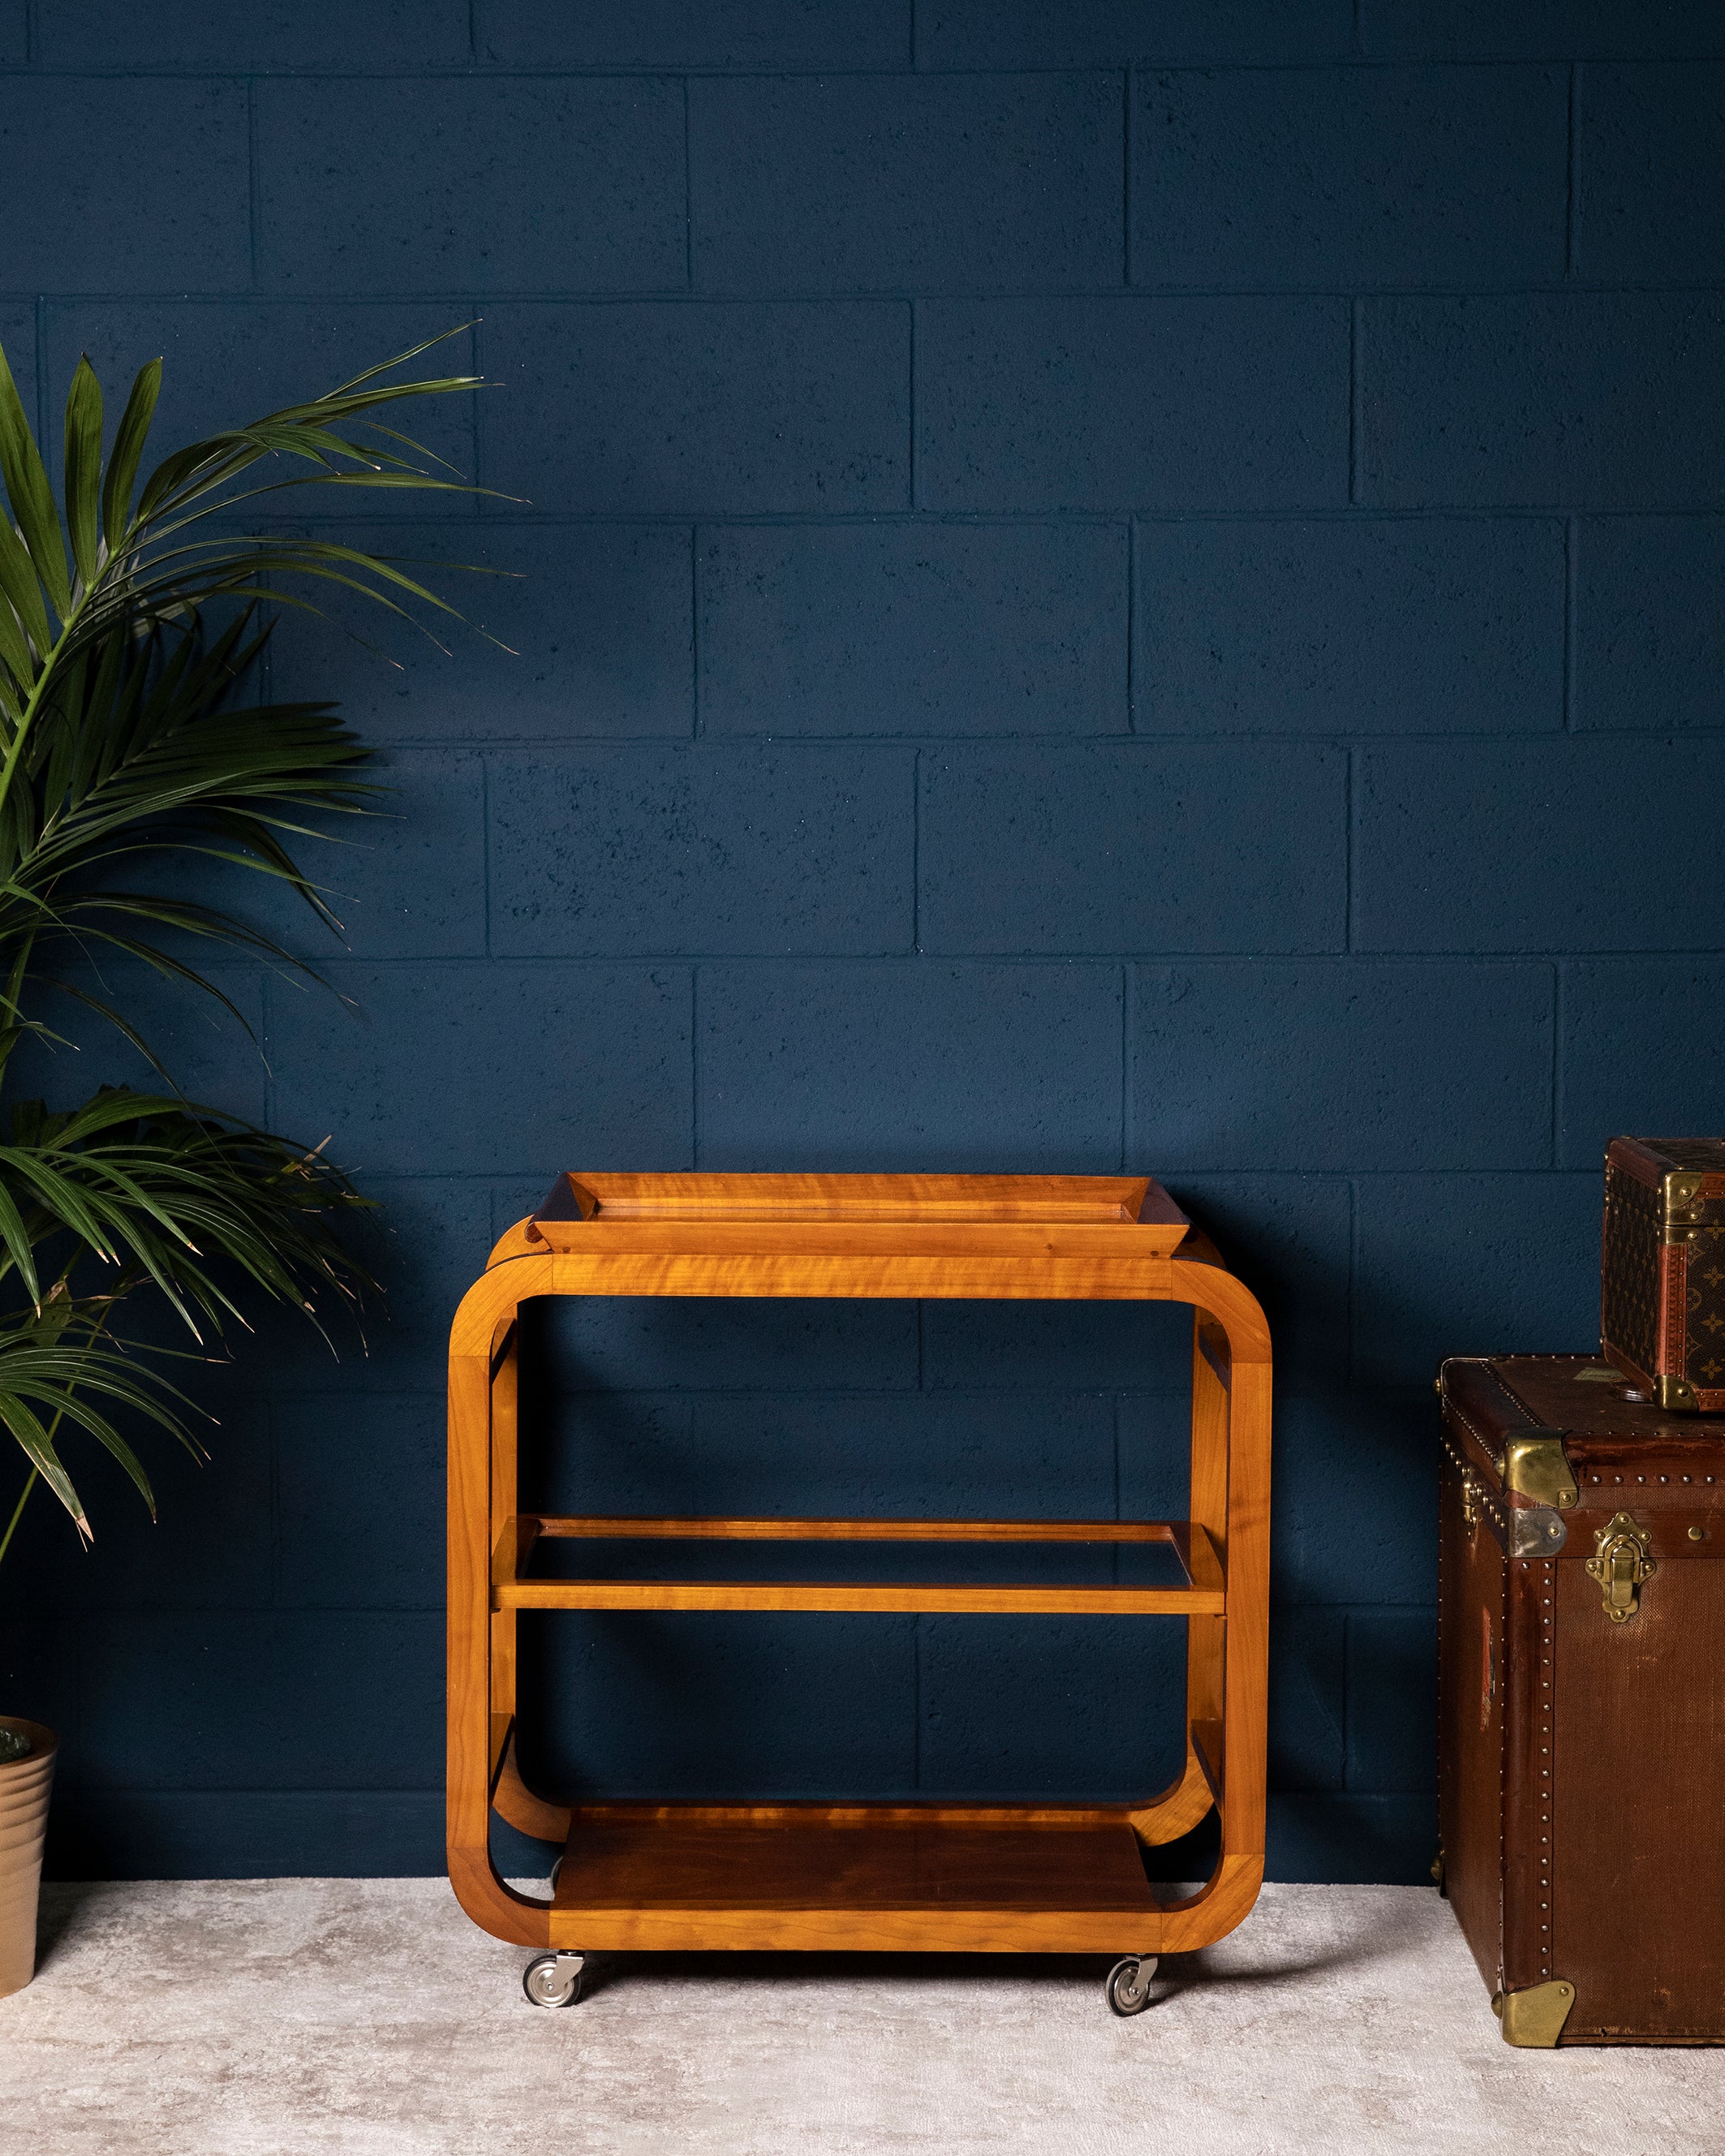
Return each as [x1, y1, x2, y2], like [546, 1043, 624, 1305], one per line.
[0, 1719, 56, 1776]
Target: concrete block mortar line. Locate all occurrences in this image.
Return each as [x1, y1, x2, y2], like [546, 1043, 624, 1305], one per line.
[1125, 518, 1136, 729]
[689, 524, 700, 736]
[910, 1607, 921, 1792]
[39, 280, 1725, 331]
[1341, 1173, 1358, 1401]
[31, 293, 45, 446]
[682, 76, 693, 291]
[910, 747, 921, 953]
[1346, 1175, 1360, 1392]
[5, 54, 1722, 80]
[1567, 62, 1581, 279]
[907, 297, 917, 509]
[1121, 67, 1132, 289]
[467, 303, 487, 497]
[246, 76, 258, 290]
[333, 725, 1630, 752]
[1348, 298, 1362, 506]
[258, 964, 275, 1136]
[1343, 743, 1354, 952]
[1341, 1608, 1353, 1786]
[1563, 512, 1577, 729]
[690, 966, 701, 1168]
[25, 278, 1723, 304]
[252, 947, 1722, 970]
[265, 1395, 281, 1612]
[194, 506, 1725, 531]
[1551, 961, 1564, 1168]
[1327, 1165, 1605, 1178]
[6, 61, 1164, 81]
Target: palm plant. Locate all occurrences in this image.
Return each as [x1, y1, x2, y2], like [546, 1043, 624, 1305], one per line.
[0, 329, 482, 1560]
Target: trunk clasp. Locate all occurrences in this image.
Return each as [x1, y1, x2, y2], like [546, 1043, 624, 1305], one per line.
[1584, 1512, 1656, 1623]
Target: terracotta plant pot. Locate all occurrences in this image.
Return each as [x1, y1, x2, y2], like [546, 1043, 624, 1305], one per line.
[0, 1719, 55, 1999]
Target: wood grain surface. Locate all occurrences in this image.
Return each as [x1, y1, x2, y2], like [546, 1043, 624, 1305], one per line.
[448, 1171, 1272, 1959]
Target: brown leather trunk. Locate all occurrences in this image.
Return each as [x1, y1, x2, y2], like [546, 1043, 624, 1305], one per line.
[1437, 1353, 1725, 2046]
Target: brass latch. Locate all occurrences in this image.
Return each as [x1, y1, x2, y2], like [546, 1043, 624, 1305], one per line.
[1585, 1512, 1656, 1623]
[1459, 1470, 1482, 1537]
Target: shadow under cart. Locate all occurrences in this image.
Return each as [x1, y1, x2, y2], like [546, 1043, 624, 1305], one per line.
[445, 1171, 1273, 2019]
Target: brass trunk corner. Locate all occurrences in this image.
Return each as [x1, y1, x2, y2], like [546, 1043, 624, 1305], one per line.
[1492, 1981, 1575, 2048]
[1663, 1171, 1706, 1227]
[1495, 1433, 1579, 1511]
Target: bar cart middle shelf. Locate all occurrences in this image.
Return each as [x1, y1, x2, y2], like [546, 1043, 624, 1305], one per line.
[446, 1172, 1272, 2016]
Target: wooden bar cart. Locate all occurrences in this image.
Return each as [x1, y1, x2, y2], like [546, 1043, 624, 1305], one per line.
[447, 1172, 1272, 2015]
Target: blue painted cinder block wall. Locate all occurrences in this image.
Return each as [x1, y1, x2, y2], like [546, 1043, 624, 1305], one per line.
[3, 1, 1723, 1884]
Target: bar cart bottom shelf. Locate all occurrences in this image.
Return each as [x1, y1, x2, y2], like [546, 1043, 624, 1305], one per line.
[544, 1811, 1166, 1954]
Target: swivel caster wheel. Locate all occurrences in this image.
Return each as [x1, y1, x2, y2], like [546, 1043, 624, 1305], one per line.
[1105, 1955, 1159, 2016]
[523, 1951, 586, 2008]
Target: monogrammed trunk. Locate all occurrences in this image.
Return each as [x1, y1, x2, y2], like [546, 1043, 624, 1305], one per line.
[1601, 1136, 1725, 1413]
[1437, 1354, 1725, 2046]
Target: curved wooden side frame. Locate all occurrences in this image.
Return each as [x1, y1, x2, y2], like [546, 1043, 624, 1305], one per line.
[448, 1233, 1271, 1956]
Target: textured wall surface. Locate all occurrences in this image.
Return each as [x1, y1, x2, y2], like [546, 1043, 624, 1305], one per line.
[2, 1, 1723, 1884]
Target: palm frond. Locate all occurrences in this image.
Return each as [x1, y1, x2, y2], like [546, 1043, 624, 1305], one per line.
[0, 324, 493, 728]
[0, 1305, 204, 1542]
[0, 329, 484, 1066]
[0, 1086, 377, 1332]
[0, 330, 491, 1545]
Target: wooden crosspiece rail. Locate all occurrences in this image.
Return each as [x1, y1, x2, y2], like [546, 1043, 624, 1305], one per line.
[448, 1172, 1271, 1960]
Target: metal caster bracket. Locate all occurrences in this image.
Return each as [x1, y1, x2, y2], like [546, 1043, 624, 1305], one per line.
[1106, 1955, 1159, 2016]
[523, 1950, 586, 2008]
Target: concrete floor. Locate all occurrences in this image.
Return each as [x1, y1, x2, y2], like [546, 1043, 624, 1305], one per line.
[2, 1879, 1722, 2154]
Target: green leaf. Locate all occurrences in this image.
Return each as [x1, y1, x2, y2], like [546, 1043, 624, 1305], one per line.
[19, 975, 178, 1088]
[0, 1389, 88, 1538]
[100, 358, 161, 548]
[322, 323, 478, 398]
[0, 339, 71, 622]
[0, 1176, 41, 1306]
[0, 579, 34, 706]
[62, 356, 103, 592]
[0, 505, 51, 661]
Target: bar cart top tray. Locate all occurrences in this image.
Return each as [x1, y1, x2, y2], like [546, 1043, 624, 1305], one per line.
[528, 1170, 1192, 1239]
